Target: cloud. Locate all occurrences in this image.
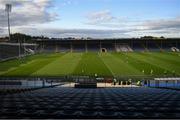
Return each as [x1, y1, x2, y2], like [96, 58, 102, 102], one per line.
[141, 17, 180, 31]
[85, 10, 132, 29]
[0, 27, 7, 36]
[0, 0, 23, 6]
[84, 10, 131, 29]
[0, 28, 5, 33]
[86, 10, 115, 24]
[1, 16, 180, 38]
[61, 0, 72, 6]
[129, 16, 180, 37]
[0, 0, 58, 27]
[48, 28, 130, 38]
[0, 2, 179, 38]
[10, 27, 130, 38]
[85, 9, 180, 37]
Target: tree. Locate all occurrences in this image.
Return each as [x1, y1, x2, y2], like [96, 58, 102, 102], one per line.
[9, 33, 32, 43]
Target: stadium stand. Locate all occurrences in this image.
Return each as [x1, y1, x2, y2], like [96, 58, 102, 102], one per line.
[132, 42, 144, 51]
[149, 77, 180, 90]
[87, 41, 100, 51]
[0, 87, 180, 119]
[115, 44, 133, 52]
[0, 43, 20, 59]
[36, 38, 180, 53]
[0, 42, 37, 60]
[171, 47, 179, 52]
[146, 41, 160, 51]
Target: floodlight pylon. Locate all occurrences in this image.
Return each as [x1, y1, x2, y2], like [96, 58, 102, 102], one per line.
[5, 4, 12, 41]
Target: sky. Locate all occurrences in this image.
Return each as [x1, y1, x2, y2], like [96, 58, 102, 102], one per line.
[0, 0, 180, 38]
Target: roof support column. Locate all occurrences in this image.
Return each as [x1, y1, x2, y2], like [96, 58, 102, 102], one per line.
[100, 40, 102, 52]
[70, 42, 73, 53]
[85, 40, 88, 53]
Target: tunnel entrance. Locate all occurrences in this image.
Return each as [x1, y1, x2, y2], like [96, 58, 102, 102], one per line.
[101, 48, 107, 53]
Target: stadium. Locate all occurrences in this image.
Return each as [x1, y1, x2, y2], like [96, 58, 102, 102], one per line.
[1, 37, 180, 119]
[1, 38, 180, 77]
[0, 0, 180, 119]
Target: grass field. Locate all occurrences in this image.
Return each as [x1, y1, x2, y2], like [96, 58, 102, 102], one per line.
[0, 52, 180, 77]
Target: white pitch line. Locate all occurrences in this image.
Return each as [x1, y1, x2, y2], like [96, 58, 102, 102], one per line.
[98, 53, 115, 77]
[0, 60, 36, 75]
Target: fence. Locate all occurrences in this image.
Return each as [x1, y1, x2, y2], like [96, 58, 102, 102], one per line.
[0, 78, 63, 90]
[0, 75, 180, 89]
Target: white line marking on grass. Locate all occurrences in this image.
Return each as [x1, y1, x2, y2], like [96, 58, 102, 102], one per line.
[115, 53, 143, 75]
[33, 52, 83, 76]
[98, 53, 115, 77]
[71, 53, 84, 75]
[0, 60, 36, 75]
[31, 53, 67, 76]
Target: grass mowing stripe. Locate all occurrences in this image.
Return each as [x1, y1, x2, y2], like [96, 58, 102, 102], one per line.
[0, 60, 37, 76]
[165, 52, 180, 57]
[99, 53, 142, 76]
[0, 53, 62, 73]
[0, 52, 179, 77]
[130, 53, 177, 75]
[98, 53, 115, 77]
[73, 52, 112, 77]
[111, 53, 143, 75]
[1, 54, 63, 77]
[140, 52, 180, 75]
[34, 53, 82, 77]
[126, 52, 171, 76]
[0, 54, 46, 73]
[99, 53, 116, 76]
[148, 52, 180, 65]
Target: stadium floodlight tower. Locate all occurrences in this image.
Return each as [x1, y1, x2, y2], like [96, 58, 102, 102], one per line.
[5, 4, 12, 41]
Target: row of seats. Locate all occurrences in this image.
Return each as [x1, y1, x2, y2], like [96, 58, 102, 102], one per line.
[0, 87, 180, 118]
[38, 45, 180, 53]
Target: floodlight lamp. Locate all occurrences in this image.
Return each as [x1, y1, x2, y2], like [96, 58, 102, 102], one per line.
[5, 4, 12, 12]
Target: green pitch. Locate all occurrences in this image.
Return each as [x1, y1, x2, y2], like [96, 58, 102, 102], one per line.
[0, 52, 180, 77]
